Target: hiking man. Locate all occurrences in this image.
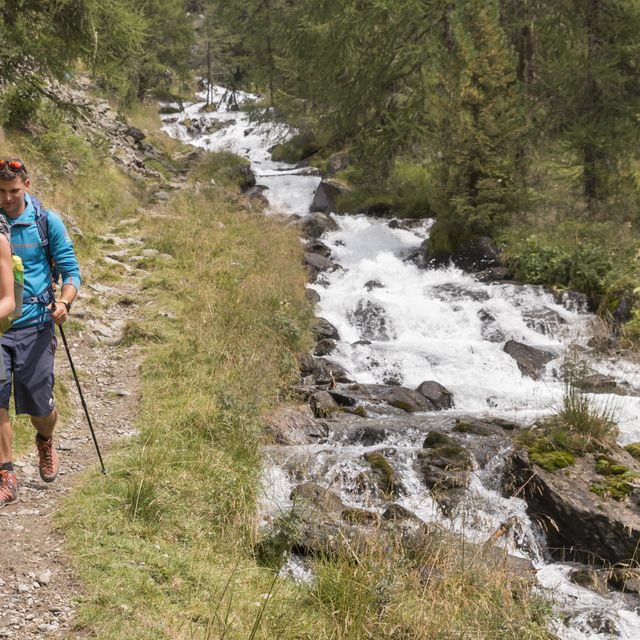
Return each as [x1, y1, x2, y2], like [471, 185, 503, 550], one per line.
[0, 158, 81, 507]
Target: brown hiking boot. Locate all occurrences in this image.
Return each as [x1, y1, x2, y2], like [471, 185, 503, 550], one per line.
[0, 470, 18, 506]
[36, 435, 59, 483]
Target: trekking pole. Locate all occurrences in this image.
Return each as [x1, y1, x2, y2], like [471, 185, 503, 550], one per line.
[55, 314, 108, 475]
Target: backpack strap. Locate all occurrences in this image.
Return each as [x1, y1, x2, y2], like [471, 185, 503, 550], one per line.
[29, 196, 52, 267]
[25, 195, 58, 306]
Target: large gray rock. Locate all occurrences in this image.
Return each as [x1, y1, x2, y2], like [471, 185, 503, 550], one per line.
[304, 253, 333, 271]
[363, 451, 404, 497]
[478, 308, 506, 343]
[310, 179, 352, 213]
[264, 405, 328, 445]
[300, 356, 351, 385]
[505, 449, 640, 564]
[503, 340, 556, 380]
[522, 307, 566, 335]
[306, 288, 321, 305]
[314, 339, 337, 356]
[554, 290, 591, 313]
[416, 381, 454, 410]
[293, 212, 339, 239]
[304, 239, 332, 257]
[382, 386, 435, 413]
[475, 266, 514, 283]
[415, 443, 472, 513]
[310, 391, 339, 417]
[312, 317, 340, 341]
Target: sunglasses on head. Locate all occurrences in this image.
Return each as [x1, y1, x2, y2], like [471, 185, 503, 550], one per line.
[0, 159, 27, 173]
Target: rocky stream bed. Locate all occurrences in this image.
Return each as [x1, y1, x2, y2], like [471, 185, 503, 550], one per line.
[163, 86, 640, 639]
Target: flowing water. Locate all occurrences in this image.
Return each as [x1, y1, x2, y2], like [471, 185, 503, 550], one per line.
[162, 87, 640, 639]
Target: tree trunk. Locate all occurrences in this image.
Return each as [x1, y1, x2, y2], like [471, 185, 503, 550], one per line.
[206, 39, 213, 107]
[583, 0, 603, 211]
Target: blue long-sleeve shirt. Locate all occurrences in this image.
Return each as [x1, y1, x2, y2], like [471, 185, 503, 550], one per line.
[1, 193, 81, 328]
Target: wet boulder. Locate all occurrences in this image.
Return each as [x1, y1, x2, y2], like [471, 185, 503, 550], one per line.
[522, 307, 566, 335]
[293, 212, 339, 240]
[364, 451, 404, 497]
[608, 567, 640, 595]
[364, 280, 384, 291]
[310, 390, 339, 417]
[306, 288, 321, 304]
[264, 405, 329, 445]
[416, 443, 472, 513]
[304, 239, 332, 258]
[310, 178, 352, 214]
[475, 266, 514, 283]
[290, 481, 344, 513]
[382, 503, 422, 522]
[314, 339, 337, 357]
[403, 240, 428, 267]
[478, 309, 506, 343]
[573, 373, 623, 395]
[430, 283, 490, 303]
[554, 289, 591, 313]
[415, 381, 454, 410]
[299, 355, 350, 385]
[305, 252, 339, 282]
[382, 386, 435, 413]
[312, 317, 340, 341]
[503, 340, 556, 380]
[426, 236, 501, 273]
[505, 449, 640, 564]
[238, 165, 256, 192]
[448, 418, 519, 466]
[327, 390, 357, 407]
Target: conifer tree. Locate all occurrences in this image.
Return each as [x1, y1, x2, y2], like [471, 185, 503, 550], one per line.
[131, 0, 193, 103]
[280, 0, 443, 177]
[428, 0, 527, 251]
[537, 0, 640, 212]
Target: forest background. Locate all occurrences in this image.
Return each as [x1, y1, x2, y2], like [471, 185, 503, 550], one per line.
[4, 0, 640, 337]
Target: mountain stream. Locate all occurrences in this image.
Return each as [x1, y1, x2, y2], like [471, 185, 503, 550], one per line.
[162, 86, 640, 640]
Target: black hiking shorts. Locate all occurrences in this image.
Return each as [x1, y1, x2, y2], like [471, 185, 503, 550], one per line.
[0, 324, 57, 416]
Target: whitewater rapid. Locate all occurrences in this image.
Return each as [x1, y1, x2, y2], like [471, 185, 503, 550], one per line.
[162, 86, 640, 640]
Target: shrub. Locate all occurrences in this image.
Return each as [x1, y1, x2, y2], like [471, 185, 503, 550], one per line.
[505, 232, 610, 302]
[553, 385, 618, 447]
[0, 80, 43, 130]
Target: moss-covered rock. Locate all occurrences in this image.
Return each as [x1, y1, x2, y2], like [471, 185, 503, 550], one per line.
[364, 451, 402, 497]
[519, 429, 577, 472]
[591, 456, 638, 501]
[423, 431, 453, 448]
[530, 449, 575, 472]
[452, 419, 490, 436]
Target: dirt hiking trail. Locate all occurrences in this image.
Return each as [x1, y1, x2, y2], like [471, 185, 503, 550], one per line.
[0, 224, 147, 638]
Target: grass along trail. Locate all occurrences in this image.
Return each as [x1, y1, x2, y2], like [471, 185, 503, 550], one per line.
[0, 222, 148, 639]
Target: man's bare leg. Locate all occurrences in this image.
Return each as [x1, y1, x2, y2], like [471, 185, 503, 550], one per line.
[0, 408, 18, 506]
[0, 408, 12, 464]
[31, 409, 57, 439]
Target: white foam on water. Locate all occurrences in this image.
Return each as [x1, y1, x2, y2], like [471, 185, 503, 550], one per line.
[312, 215, 601, 421]
[160, 87, 321, 215]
